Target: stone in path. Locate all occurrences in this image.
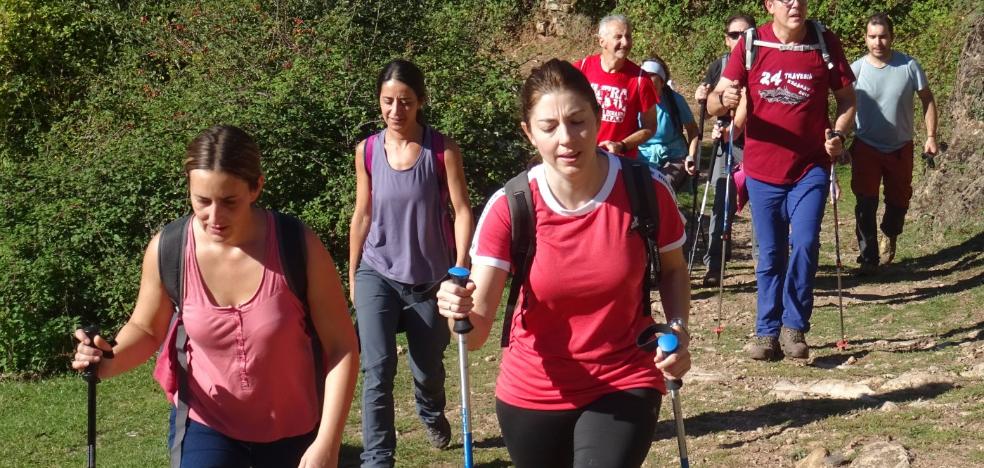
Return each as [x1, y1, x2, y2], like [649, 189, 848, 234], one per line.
[771, 379, 875, 400]
[849, 441, 911, 468]
[795, 447, 829, 468]
[878, 371, 954, 392]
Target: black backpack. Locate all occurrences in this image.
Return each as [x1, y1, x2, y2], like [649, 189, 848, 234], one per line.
[498, 156, 662, 347]
[157, 211, 324, 467]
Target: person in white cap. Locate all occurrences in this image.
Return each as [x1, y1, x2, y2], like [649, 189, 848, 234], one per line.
[637, 56, 699, 192]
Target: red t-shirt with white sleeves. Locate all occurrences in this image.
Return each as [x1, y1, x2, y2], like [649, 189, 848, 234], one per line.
[574, 55, 659, 159]
[470, 153, 686, 410]
[722, 22, 855, 184]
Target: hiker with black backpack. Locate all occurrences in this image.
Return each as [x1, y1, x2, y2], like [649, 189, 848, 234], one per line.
[435, 59, 691, 468]
[693, 13, 757, 288]
[636, 56, 701, 193]
[707, 0, 856, 361]
[348, 59, 474, 468]
[71, 125, 359, 467]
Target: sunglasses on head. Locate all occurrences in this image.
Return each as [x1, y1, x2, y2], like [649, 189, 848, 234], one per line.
[726, 31, 743, 40]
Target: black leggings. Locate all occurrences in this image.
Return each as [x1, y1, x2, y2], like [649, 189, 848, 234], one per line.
[495, 388, 662, 468]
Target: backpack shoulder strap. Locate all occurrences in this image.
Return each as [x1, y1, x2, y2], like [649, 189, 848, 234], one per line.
[158, 214, 193, 309]
[501, 170, 535, 347]
[810, 20, 833, 70]
[272, 211, 326, 403]
[364, 132, 378, 178]
[273, 211, 309, 306]
[431, 127, 447, 188]
[744, 27, 758, 72]
[619, 157, 661, 317]
[156, 214, 191, 468]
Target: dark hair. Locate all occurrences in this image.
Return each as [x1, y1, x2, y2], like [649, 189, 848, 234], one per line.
[184, 125, 262, 190]
[520, 59, 601, 125]
[726, 14, 755, 31]
[867, 12, 894, 36]
[644, 55, 682, 133]
[376, 59, 428, 125]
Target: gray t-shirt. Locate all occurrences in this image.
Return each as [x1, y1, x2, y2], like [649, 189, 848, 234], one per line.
[852, 51, 929, 153]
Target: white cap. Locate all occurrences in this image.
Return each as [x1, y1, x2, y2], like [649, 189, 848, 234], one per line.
[641, 60, 667, 83]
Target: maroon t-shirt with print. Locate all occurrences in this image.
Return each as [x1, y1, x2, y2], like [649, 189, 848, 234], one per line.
[722, 22, 854, 184]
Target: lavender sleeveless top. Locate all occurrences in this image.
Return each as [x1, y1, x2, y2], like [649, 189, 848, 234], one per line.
[361, 127, 454, 284]
[179, 211, 320, 442]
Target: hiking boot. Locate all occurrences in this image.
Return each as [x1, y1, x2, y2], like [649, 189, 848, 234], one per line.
[779, 327, 809, 359]
[856, 261, 879, 277]
[879, 236, 897, 265]
[424, 414, 451, 449]
[746, 335, 782, 361]
[702, 269, 721, 288]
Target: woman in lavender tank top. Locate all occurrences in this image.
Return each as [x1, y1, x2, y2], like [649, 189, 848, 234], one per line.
[348, 59, 474, 468]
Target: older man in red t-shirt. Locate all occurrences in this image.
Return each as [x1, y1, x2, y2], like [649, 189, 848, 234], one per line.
[708, 0, 856, 361]
[574, 14, 658, 159]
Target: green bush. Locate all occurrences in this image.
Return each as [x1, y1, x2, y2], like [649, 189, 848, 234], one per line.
[0, 0, 530, 374]
[0, 0, 975, 374]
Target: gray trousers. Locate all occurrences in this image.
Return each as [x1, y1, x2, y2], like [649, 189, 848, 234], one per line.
[354, 263, 450, 468]
[704, 141, 757, 270]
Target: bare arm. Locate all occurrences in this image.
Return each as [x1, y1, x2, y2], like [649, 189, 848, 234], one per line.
[707, 77, 740, 117]
[917, 87, 939, 154]
[824, 85, 857, 161]
[654, 247, 691, 380]
[436, 264, 508, 350]
[348, 141, 372, 302]
[72, 234, 175, 379]
[442, 139, 474, 268]
[300, 228, 360, 467]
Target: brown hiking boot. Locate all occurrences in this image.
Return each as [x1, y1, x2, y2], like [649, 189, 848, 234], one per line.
[779, 327, 809, 359]
[879, 235, 897, 265]
[746, 335, 782, 361]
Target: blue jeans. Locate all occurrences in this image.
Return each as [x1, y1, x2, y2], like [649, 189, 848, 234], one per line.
[354, 264, 450, 468]
[167, 407, 315, 467]
[746, 165, 829, 337]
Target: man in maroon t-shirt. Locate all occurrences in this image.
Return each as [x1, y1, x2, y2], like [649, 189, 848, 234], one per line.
[574, 14, 658, 159]
[707, 0, 856, 361]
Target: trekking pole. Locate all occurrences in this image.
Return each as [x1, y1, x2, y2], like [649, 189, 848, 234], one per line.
[828, 165, 849, 351]
[714, 121, 736, 340]
[448, 267, 474, 468]
[686, 99, 707, 271]
[82, 325, 114, 468]
[637, 325, 689, 467]
[688, 137, 720, 273]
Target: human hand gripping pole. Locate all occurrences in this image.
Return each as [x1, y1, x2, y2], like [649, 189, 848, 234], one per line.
[81, 326, 115, 468]
[447, 267, 474, 468]
[637, 324, 689, 468]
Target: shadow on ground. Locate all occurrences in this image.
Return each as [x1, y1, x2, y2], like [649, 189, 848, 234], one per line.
[654, 382, 955, 445]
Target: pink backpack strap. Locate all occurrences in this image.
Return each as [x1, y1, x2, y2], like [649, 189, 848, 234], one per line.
[431, 127, 446, 186]
[363, 132, 381, 179]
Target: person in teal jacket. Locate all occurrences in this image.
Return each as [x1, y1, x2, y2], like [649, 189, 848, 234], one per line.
[637, 56, 699, 192]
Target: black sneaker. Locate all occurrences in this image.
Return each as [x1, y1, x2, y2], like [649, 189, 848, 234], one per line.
[856, 261, 879, 276]
[702, 269, 721, 288]
[424, 415, 451, 449]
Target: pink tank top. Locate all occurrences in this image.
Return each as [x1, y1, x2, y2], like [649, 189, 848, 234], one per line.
[180, 211, 319, 442]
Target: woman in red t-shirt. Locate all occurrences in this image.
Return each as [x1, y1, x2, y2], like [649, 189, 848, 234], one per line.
[436, 59, 692, 468]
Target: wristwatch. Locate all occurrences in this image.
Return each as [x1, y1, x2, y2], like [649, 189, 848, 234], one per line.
[668, 318, 690, 339]
[830, 130, 847, 143]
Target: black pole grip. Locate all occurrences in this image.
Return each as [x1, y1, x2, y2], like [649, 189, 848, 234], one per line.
[82, 325, 101, 382]
[447, 267, 473, 334]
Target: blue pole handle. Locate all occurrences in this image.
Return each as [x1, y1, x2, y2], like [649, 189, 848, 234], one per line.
[447, 267, 473, 334]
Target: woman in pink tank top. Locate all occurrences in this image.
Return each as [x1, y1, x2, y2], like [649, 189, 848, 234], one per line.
[71, 125, 359, 467]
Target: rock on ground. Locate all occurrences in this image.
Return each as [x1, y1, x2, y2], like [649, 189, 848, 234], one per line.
[878, 372, 954, 392]
[849, 441, 911, 468]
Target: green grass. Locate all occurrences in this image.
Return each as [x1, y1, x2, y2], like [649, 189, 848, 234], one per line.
[2, 167, 982, 467]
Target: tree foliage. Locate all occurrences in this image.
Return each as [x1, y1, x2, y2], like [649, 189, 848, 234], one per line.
[0, 0, 975, 374]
